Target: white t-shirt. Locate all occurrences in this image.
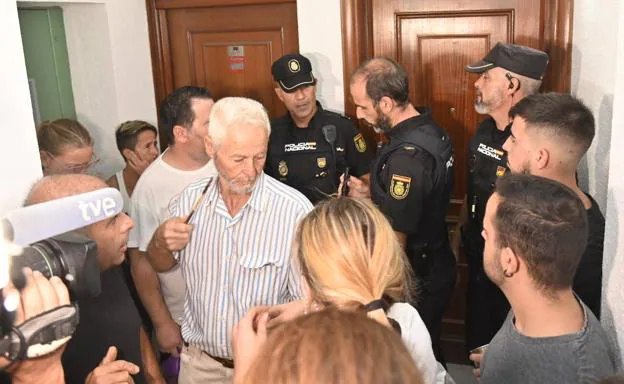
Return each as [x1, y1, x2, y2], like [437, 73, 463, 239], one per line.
[388, 302, 451, 384]
[128, 151, 216, 324]
[115, 171, 131, 213]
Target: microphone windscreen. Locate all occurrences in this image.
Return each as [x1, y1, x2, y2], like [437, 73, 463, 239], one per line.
[2, 188, 123, 246]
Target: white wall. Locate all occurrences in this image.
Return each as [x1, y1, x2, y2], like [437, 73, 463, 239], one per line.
[571, 0, 617, 214]
[595, 0, 624, 368]
[0, 1, 43, 216]
[573, 0, 624, 367]
[297, 0, 345, 114]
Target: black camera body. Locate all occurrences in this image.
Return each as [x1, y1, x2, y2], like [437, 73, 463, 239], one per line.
[0, 232, 102, 362]
[11, 232, 102, 299]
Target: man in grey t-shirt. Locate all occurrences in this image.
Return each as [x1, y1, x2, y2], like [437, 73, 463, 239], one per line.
[470, 174, 617, 383]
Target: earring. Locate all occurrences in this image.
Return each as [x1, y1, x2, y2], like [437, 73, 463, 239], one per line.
[503, 269, 513, 278]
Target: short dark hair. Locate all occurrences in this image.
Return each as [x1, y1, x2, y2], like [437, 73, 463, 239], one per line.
[493, 174, 587, 293]
[352, 57, 409, 107]
[115, 120, 157, 159]
[509, 92, 595, 155]
[158, 86, 213, 145]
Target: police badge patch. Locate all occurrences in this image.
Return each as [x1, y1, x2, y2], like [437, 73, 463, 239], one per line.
[496, 166, 506, 177]
[354, 133, 367, 153]
[317, 157, 327, 168]
[288, 59, 300, 73]
[278, 160, 288, 177]
[389, 174, 411, 200]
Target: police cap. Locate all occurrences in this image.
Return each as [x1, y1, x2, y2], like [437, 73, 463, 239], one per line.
[465, 42, 549, 80]
[271, 53, 316, 93]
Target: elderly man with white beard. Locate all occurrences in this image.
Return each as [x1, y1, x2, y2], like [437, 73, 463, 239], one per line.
[145, 97, 312, 383]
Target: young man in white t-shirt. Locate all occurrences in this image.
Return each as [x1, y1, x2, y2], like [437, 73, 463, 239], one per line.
[128, 86, 216, 359]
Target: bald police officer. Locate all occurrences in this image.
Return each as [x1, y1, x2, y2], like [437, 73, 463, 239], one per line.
[460, 43, 549, 352]
[266, 53, 373, 203]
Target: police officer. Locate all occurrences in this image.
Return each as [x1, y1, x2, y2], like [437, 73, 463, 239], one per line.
[266, 53, 372, 203]
[459, 43, 549, 352]
[347, 57, 455, 364]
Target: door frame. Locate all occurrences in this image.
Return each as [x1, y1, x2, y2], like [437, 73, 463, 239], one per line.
[145, 0, 296, 148]
[340, 0, 574, 117]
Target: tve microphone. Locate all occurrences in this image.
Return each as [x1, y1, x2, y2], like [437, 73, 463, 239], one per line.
[1, 188, 123, 247]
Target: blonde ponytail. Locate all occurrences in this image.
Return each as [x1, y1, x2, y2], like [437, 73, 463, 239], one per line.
[295, 198, 416, 329]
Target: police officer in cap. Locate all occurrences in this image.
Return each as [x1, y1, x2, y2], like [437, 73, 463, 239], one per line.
[346, 57, 455, 364]
[458, 42, 549, 352]
[266, 53, 373, 203]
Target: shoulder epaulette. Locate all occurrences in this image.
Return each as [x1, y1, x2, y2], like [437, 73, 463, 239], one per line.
[324, 109, 353, 122]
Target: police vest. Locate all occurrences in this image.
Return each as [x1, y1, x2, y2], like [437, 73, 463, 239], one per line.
[371, 115, 454, 248]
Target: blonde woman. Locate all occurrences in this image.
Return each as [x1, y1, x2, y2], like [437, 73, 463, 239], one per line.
[37, 118, 97, 175]
[243, 198, 449, 384]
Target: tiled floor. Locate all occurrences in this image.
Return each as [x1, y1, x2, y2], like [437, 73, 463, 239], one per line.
[447, 364, 478, 384]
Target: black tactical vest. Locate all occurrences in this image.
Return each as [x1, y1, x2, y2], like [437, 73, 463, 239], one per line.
[371, 110, 454, 250]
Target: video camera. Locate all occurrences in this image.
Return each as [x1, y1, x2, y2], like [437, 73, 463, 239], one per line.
[0, 188, 123, 363]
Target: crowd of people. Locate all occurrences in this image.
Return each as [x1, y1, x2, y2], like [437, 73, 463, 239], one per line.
[3, 42, 623, 384]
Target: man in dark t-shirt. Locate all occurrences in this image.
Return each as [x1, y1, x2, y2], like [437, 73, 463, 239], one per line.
[503, 92, 604, 317]
[24, 174, 160, 383]
[62, 266, 145, 383]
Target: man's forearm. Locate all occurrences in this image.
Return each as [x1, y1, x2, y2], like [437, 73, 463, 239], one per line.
[145, 237, 177, 273]
[129, 249, 175, 326]
[140, 326, 164, 383]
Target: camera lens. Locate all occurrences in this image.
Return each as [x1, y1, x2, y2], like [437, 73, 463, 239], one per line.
[10, 235, 101, 298]
[18, 242, 66, 279]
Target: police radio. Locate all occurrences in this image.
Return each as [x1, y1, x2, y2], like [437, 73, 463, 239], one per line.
[322, 124, 338, 190]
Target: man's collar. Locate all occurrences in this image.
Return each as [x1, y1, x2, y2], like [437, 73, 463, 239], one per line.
[246, 172, 266, 212]
[206, 173, 266, 216]
[384, 107, 433, 137]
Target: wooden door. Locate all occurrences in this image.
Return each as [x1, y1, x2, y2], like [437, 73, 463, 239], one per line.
[342, 0, 572, 363]
[147, 0, 299, 148]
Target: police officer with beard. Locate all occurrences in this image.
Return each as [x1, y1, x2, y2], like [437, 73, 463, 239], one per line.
[459, 43, 549, 352]
[266, 53, 372, 203]
[346, 57, 455, 364]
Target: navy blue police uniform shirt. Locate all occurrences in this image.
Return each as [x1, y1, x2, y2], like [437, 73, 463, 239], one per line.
[464, 117, 511, 261]
[266, 102, 373, 203]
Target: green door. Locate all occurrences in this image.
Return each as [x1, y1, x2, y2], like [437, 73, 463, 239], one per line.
[18, 7, 76, 123]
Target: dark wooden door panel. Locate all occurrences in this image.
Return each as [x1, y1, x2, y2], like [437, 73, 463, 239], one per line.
[395, 10, 511, 210]
[147, 0, 298, 148]
[188, 30, 285, 114]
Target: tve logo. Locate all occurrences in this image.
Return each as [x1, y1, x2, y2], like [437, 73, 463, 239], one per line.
[78, 197, 118, 221]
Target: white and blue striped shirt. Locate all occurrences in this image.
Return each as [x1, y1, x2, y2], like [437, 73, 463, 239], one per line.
[172, 172, 312, 358]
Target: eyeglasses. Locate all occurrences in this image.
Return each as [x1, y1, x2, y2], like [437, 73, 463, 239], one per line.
[47, 153, 101, 174]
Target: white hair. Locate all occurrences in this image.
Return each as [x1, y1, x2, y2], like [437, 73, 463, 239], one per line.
[515, 73, 542, 96]
[208, 97, 271, 147]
